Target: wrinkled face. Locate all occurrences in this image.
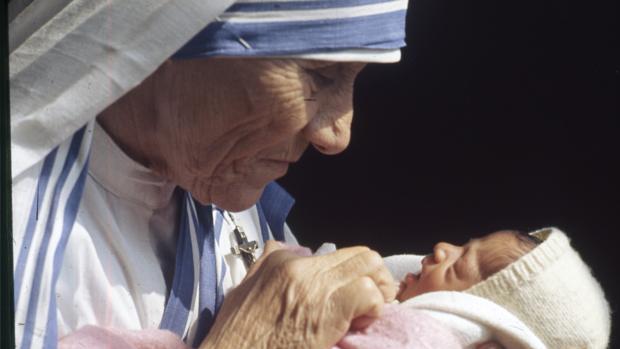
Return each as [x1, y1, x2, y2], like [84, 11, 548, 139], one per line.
[396, 231, 524, 301]
[151, 58, 365, 211]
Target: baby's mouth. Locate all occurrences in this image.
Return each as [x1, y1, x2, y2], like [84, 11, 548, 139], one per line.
[397, 272, 420, 294]
[405, 272, 420, 284]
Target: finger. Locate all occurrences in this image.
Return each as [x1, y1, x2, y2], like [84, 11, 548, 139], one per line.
[262, 239, 285, 256]
[323, 249, 388, 289]
[370, 265, 398, 302]
[350, 315, 377, 331]
[325, 250, 398, 302]
[331, 276, 385, 331]
[313, 245, 372, 269]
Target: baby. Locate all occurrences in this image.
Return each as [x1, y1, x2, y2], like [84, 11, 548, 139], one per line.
[396, 229, 538, 302]
[336, 228, 611, 349]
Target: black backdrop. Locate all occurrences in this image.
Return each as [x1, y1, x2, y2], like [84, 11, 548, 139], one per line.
[279, 0, 618, 346]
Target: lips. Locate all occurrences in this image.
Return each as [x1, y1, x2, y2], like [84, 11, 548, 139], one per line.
[257, 159, 290, 177]
[396, 272, 422, 301]
[405, 272, 419, 286]
[264, 157, 298, 164]
[264, 159, 292, 166]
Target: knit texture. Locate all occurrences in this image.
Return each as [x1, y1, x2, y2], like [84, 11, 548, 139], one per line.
[465, 228, 611, 349]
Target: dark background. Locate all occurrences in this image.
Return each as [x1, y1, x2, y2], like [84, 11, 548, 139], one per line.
[280, 0, 618, 346]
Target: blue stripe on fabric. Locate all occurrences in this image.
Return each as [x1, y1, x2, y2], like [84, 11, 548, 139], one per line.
[255, 201, 272, 243]
[43, 153, 91, 348]
[20, 127, 86, 349]
[212, 210, 227, 315]
[227, 0, 395, 12]
[213, 209, 224, 241]
[159, 194, 196, 336]
[259, 182, 295, 241]
[173, 10, 406, 59]
[215, 260, 226, 313]
[14, 148, 58, 307]
[192, 202, 217, 347]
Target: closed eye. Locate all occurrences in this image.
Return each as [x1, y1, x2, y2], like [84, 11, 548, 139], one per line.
[454, 247, 481, 281]
[453, 246, 471, 278]
[306, 69, 335, 91]
[453, 259, 467, 278]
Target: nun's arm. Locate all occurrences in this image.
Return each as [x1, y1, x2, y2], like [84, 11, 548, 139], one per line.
[200, 241, 397, 349]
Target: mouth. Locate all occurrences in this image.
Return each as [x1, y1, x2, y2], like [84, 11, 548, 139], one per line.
[256, 159, 293, 179]
[406, 272, 420, 283]
[400, 272, 420, 290]
[396, 272, 421, 301]
[264, 159, 293, 165]
[264, 155, 300, 164]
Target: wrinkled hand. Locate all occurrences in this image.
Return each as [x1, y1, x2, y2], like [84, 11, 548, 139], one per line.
[200, 241, 397, 349]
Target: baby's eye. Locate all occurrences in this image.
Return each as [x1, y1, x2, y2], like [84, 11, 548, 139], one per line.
[454, 259, 468, 276]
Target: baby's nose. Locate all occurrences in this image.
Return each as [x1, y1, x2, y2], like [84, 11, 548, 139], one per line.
[432, 242, 460, 262]
[433, 248, 447, 263]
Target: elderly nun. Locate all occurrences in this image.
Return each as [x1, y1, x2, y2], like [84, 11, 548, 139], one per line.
[10, 0, 408, 348]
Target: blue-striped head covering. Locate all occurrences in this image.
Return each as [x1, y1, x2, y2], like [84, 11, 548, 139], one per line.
[173, 0, 409, 62]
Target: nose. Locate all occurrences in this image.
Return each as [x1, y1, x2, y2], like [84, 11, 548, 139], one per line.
[303, 111, 353, 155]
[432, 242, 461, 263]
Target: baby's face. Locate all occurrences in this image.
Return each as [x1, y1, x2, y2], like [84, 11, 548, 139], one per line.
[397, 231, 523, 301]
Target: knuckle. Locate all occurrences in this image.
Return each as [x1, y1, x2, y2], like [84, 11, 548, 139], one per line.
[363, 250, 383, 268]
[358, 276, 377, 293]
[348, 245, 370, 253]
[370, 289, 384, 305]
[279, 258, 305, 278]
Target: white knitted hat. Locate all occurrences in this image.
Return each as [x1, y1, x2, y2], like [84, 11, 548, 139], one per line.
[465, 227, 611, 349]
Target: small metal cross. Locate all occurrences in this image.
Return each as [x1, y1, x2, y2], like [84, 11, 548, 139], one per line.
[231, 225, 258, 269]
[226, 212, 258, 269]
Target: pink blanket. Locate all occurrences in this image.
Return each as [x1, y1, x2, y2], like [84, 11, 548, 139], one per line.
[59, 326, 189, 349]
[60, 304, 460, 349]
[334, 304, 461, 349]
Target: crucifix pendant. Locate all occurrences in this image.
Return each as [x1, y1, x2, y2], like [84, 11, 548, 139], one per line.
[230, 225, 258, 269]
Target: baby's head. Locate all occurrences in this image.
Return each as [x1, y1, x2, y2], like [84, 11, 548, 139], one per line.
[397, 230, 536, 301]
[399, 228, 611, 348]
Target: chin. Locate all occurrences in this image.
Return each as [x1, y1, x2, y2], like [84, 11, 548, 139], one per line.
[208, 185, 266, 212]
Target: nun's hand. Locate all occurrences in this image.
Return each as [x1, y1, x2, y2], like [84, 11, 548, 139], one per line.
[200, 241, 397, 349]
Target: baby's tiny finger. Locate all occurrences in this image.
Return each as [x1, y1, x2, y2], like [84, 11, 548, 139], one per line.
[332, 276, 384, 330]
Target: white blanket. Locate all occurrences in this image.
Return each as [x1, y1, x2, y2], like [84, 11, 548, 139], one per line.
[384, 254, 546, 349]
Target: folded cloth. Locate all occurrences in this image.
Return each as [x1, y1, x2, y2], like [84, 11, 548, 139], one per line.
[58, 326, 190, 349]
[333, 304, 461, 349]
[383, 254, 424, 280]
[384, 253, 546, 349]
[405, 291, 546, 349]
[328, 250, 461, 349]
